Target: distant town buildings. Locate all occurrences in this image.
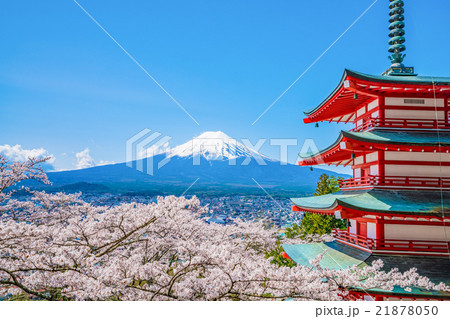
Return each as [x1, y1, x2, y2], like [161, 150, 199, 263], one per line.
[78, 193, 301, 228]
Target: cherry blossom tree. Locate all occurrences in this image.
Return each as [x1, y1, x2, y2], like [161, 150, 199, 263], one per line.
[0, 156, 448, 300]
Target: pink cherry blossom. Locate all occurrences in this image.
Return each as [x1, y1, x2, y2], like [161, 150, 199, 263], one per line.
[0, 156, 448, 300]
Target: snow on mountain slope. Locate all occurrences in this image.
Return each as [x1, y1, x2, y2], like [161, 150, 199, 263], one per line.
[43, 130, 349, 195]
[159, 131, 269, 161]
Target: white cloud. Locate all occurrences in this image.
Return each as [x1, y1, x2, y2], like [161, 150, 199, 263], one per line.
[75, 148, 95, 169]
[0, 144, 55, 164]
[74, 148, 115, 169]
[98, 160, 115, 166]
[0, 144, 114, 171]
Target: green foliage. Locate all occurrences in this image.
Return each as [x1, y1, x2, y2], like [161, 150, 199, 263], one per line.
[313, 174, 341, 196]
[264, 223, 314, 268]
[300, 213, 346, 235]
[264, 239, 296, 268]
[284, 223, 303, 239]
[300, 173, 347, 235]
[3, 293, 32, 301]
[5, 289, 74, 301]
[264, 173, 348, 266]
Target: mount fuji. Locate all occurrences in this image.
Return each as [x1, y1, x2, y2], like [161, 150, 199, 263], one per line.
[163, 131, 269, 161]
[44, 131, 345, 197]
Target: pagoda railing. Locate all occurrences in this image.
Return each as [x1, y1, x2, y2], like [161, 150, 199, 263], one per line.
[332, 229, 372, 248]
[339, 175, 450, 190]
[332, 229, 450, 254]
[351, 118, 450, 132]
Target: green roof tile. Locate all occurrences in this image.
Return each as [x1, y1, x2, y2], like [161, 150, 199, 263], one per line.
[282, 241, 370, 270]
[300, 130, 450, 161]
[291, 189, 450, 216]
[283, 241, 450, 298]
[343, 130, 450, 147]
[346, 69, 450, 86]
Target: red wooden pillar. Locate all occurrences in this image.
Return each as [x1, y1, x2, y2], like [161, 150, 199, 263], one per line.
[379, 96, 385, 121]
[378, 150, 385, 183]
[376, 217, 384, 249]
[445, 98, 449, 125]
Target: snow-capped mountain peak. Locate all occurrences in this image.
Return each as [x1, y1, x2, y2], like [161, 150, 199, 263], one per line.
[195, 131, 232, 140]
[166, 131, 267, 160]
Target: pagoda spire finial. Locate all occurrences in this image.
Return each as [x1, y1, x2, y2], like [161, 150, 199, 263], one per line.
[388, 0, 406, 64]
[383, 0, 416, 76]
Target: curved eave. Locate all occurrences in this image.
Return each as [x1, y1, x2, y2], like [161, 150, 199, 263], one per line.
[303, 69, 450, 124]
[282, 241, 370, 270]
[304, 70, 348, 117]
[298, 131, 353, 166]
[290, 197, 340, 215]
[345, 69, 450, 87]
[303, 70, 375, 123]
[333, 199, 443, 217]
[350, 287, 450, 300]
[299, 130, 450, 166]
[291, 190, 450, 218]
[342, 130, 450, 148]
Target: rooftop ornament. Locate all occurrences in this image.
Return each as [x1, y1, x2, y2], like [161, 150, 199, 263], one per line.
[383, 0, 416, 76]
[388, 0, 406, 64]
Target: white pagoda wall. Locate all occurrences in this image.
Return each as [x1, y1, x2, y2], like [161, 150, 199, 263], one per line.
[367, 222, 376, 239]
[349, 219, 357, 234]
[384, 97, 446, 120]
[353, 152, 379, 178]
[385, 97, 445, 107]
[366, 152, 378, 162]
[384, 109, 445, 120]
[368, 99, 379, 111]
[384, 151, 450, 178]
[385, 165, 450, 177]
[384, 224, 450, 241]
[385, 152, 450, 162]
[355, 99, 379, 127]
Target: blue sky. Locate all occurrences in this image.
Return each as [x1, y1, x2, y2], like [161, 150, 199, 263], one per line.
[1, 0, 450, 171]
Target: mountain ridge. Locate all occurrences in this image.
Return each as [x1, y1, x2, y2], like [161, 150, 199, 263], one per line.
[147, 131, 270, 161]
[42, 131, 347, 197]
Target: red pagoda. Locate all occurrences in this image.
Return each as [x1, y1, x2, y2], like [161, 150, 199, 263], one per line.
[284, 0, 450, 300]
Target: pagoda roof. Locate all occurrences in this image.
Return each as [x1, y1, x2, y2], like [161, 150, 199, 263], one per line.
[283, 241, 450, 299]
[282, 241, 370, 270]
[344, 129, 450, 147]
[303, 69, 450, 123]
[291, 189, 450, 217]
[364, 254, 450, 287]
[344, 69, 450, 87]
[361, 253, 450, 299]
[299, 129, 450, 166]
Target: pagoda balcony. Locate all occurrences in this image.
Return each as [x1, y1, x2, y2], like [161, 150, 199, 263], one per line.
[332, 229, 450, 255]
[339, 175, 450, 190]
[351, 118, 450, 132]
